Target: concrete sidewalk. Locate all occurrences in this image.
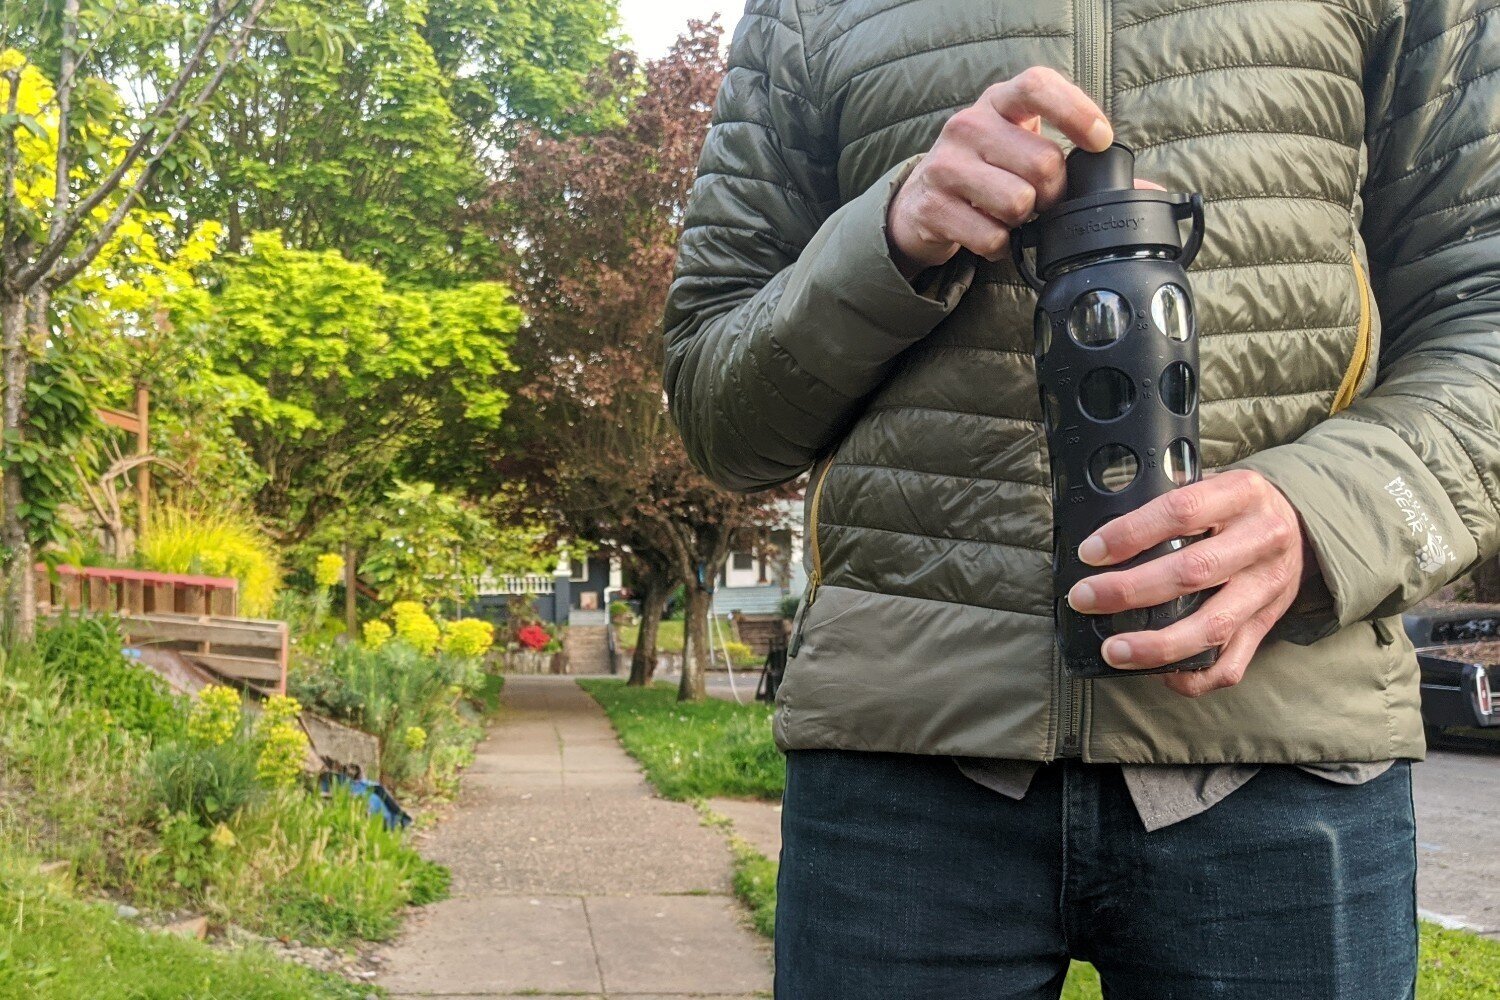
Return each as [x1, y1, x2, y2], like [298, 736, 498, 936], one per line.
[376, 675, 772, 998]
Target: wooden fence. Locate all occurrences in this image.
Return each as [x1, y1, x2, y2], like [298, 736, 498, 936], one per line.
[37, 564, 287, 694]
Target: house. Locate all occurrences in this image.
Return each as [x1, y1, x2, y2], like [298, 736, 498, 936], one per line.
[475, 499, 807, 624]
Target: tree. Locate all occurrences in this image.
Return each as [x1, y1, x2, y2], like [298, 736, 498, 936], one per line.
[491, 23, 793, 700]
[420, 0, 623, 146]
[183, 0, 484, 284]
[0, 0, 273, 637]
[177, 0, 622, 286]
[183, 233, 521, 543]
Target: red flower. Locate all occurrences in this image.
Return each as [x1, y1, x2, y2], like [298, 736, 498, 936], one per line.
[517, 623, 550, 651]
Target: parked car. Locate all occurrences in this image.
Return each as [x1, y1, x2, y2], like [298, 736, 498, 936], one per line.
[1403, 603, 1499, 738]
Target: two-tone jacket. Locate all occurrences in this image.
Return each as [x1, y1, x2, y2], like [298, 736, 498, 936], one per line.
[663, 0, 1500, 764]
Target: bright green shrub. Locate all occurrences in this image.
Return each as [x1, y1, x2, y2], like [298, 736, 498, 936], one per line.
[440, 618, 494, 658]
[34, 615, 185, 741]
[390, 602, 440, 654]
[146, 738, 261, 826]
[723, 641, 755, 664]
[289, 641, 482, 792]
[139, 506, 281, 616]
[259, 694, 303, 728]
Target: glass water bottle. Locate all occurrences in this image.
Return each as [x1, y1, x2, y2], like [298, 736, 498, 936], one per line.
[1012, 143, 1216, 679]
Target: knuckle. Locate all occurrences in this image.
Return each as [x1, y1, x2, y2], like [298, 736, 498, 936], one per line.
[923, 151, 960, 187]
[1202, 610, 1238, 646]
[1032, 143, 1066, 180]
[1176, 548, 1220, 589]
[1248, 607, 1281, 633]
[1014, 65, 1059, 93]
[1260, 559, 1294, 595]
[943, 107, 984, 142]
[1266, 514, 1297, 549]
[1163, 487, 1204, 527]
[1007, 184, 1037, 221]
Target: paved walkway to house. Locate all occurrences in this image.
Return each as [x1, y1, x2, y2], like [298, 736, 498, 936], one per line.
[375, 675, 773, 998]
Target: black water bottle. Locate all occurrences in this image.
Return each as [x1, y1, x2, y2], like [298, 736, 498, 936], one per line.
[1012, 142, 1216, 679]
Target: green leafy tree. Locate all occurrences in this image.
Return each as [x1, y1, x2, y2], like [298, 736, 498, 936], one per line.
[0, 1, 274, 637]
[185, 0, 485, 283]
[182, 0, 621, 285]
[189, 233, 521, 542]
[421, 0, 623, 143]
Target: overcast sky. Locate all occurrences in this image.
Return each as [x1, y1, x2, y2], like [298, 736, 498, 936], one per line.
[619, 0, 745, 57]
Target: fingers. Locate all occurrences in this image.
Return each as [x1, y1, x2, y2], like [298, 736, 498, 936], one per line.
[1068, 523, 1270, 615]
[927, 146, 1039, 228]
[943, 107, 1069, 210]
[1159, 617, 1272, 697]
[922, 193, 1014, 261]
[983, 66, 1112, 152]
[1080, 471, 1279, 567]
[1100, 582, 1279, 670]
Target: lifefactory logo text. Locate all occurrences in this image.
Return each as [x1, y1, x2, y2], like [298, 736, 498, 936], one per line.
[1065, 215, 1143, 238]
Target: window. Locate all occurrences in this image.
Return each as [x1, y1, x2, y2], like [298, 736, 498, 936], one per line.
[732, 552, 754, 572]
[569, 558, 589, 583]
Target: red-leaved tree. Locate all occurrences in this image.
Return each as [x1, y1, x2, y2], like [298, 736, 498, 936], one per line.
[490, 22, 793, 700]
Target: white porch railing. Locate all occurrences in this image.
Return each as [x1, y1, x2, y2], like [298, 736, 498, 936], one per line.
[482, 573, 557, 596]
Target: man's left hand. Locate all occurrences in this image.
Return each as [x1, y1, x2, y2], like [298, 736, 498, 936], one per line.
[1065, 469, 1306, 698]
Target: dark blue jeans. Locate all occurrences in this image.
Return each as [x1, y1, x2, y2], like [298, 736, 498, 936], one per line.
[775, 751, 1416, 999]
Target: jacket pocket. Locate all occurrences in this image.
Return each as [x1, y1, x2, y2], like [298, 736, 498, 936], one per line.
[1331, 249, 1374, 415]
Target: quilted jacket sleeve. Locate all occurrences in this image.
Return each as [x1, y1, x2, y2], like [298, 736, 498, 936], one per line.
[662, 1, 973, 492]
[1238, 0, 1500, 643]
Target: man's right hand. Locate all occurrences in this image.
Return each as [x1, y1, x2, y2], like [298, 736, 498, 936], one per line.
[886, 67, 1114, 280]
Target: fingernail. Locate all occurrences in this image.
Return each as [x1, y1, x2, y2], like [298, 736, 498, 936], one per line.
[1078, 535, 1108, 565]
[1103, 639, 1133, 667]
[1086, 118, 1113, 151]
[1067, 582, 1097, 612]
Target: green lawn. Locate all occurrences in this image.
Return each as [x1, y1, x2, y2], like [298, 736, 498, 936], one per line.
[617, 619, 685, 653]
[0, 854, 370, 1000]
[583, 677, 1500, 997]
[614, 619, 762, 666]
[577, 679, 782, 799]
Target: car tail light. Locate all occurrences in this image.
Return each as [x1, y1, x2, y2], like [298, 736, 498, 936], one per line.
[1478, 669, 1494, 717]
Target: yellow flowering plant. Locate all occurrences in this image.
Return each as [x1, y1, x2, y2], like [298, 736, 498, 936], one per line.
[362, 619, 393, 649]
[314, 553, 345, 589]
[255, 721, 309, 789]
[187, 685, 242, 746]
[392, 602, 440, 655]
[440, 618, 495, 659]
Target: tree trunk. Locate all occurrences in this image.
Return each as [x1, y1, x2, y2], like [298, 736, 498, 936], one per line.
[1472, 556, 1500, 604]
[1, 292, 34, 642]
[678, 585, 710, 702]
[628, 581, 670, 686]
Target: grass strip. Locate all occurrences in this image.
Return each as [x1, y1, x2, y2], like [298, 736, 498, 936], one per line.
[577, 678, 782, 800]
[0, 855, 372, 999]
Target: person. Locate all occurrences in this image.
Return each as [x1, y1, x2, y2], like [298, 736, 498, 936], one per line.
[663, 2, 1499, 997]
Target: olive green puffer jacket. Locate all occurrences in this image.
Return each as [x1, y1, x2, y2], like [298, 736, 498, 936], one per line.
[663, 0, 1500, 764]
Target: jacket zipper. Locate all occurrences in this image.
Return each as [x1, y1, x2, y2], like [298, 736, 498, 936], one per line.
[1075, 0, 1108, 108]
[1054, 0, 1109, 760]
[1332, 249, 1373, 414]
[789, 457, 835, 656]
